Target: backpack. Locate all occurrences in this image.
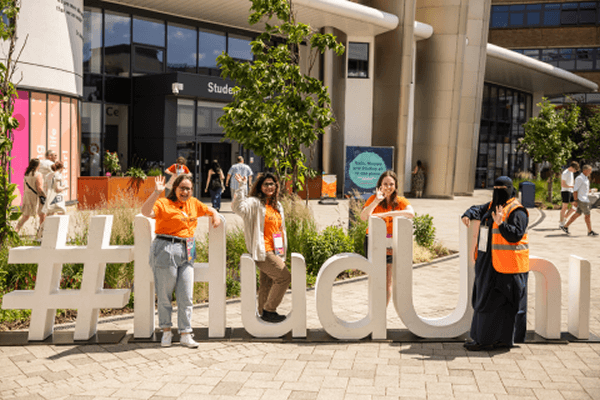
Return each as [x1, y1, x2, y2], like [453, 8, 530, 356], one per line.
[209, 170, 222, 191]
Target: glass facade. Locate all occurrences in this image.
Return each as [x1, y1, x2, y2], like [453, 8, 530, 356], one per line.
[476, 83, 532, 188]
[81, 4, 255, 176]
[512, 47, 600, 71]
[491, 2, 600, 28]
[348, 42, 369, 78]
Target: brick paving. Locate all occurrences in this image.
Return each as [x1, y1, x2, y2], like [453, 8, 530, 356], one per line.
[1, 190, 599, 399]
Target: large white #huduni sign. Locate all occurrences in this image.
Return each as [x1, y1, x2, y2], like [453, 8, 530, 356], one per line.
[2, 214, 591, 341]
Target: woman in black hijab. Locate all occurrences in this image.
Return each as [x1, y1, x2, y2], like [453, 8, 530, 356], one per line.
[461, 176, 530, 351]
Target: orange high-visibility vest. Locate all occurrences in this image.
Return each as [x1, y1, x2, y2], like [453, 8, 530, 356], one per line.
[491, 198, 529, 274]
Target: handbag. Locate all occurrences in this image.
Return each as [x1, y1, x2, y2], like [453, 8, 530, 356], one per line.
[25, 181, 45, 205]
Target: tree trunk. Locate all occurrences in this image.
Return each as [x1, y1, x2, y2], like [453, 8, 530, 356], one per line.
[547, 175, 554, 203]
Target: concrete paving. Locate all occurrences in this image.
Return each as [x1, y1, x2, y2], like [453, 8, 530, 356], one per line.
[2, 190, 600, 399]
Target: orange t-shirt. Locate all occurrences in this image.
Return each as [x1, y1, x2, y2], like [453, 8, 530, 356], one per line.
[153, 197, 210, 238]
[263, 204, 283, 252]
[167, 164, 190, 175]
[364, 195, 411, 236]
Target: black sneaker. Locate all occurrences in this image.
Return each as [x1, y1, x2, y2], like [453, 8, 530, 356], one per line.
[588, 231, 599, 236]
[560, 225, 570, 234]
[261, 310, 286, 323]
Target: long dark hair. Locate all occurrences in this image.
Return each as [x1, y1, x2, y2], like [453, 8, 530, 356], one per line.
[249, 172, 279, 207]
[376, 170, 399, 210]
[51, 161, 64, 172]
[25, 158, 40, 176]
[211, 160, 221, 174]
[167, 174, 193, 201]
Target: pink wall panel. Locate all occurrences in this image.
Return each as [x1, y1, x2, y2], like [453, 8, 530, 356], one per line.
[61, 97, 71, 201]
[30, 92, 47, 161]
[70, 100, 79, 201]
[11, 91, 30, 205]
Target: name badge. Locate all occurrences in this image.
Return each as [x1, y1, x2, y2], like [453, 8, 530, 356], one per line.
[478, 226, 489, 253]
[186, 237, 196, 262]
[273, 232, 285, 257]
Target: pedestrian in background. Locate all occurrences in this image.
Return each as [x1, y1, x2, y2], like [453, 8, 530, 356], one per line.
[39, 149, 58, 192]
[232, 172, 290, 323]
[462, 176, 529, 351]
[560, 161, 579, 228]
[412, 160, 426, 198]
[15, 159, 46, 235]
[205, 160, 225, 211]
[561, 165, 598, 236]
[360, 170, 415, 307]
[165, 156, 191, 196]
[226, 156, 253, 192]
[142, 174, 221, 348]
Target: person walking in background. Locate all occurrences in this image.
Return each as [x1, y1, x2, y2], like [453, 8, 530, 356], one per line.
[39, 150, 58, 191]
[42, 162, 69, 217]
[142, 174, 221, 348]
[561, 165, 598, 236]
[360, 170, 415, 307]
[165, 157, 191, 196]
[412, 160, 426, 198]
[226, 156, 253, 192]
[560, 161, 580, 228]
[205, 160, 225, 211]
[461, 176, 529, 351]
[15, 159, 46, 235]
[232, 172, 290, 323]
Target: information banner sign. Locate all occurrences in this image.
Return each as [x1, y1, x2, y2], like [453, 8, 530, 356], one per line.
[344, 146, 394, 196]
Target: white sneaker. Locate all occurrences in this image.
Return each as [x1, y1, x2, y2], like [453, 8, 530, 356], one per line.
[161, 330, 173, 347]
[559, 221, 565, 228]
[180, 333, 199, 348]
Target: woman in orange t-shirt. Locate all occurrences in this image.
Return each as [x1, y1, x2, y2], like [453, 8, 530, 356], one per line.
[360, 170, 415, 306]
[142, 174, 221, 348]
[164, 156, 191, 195]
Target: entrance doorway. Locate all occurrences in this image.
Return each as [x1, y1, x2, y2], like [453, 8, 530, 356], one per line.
[201, 142, 232, 198]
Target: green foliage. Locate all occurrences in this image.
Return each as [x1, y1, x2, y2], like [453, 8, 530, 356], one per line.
[348, 196, 368, 256]
[569, 102, 600, 164]
[147, 167, 163, 177]
[520, 98, 579, 201]
[513, 176, 562, 208]
[103, 151, 121, 176]
[0, 1, 22, 247]
[303, 226, 353, 276]
[124, 166, 147, 179]
[413, 213, 436, 248]
[217, 0, 345, 190]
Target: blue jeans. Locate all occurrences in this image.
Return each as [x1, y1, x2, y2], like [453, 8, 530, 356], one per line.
[209, 188, 222, 210]
[149, 238, 194, 333]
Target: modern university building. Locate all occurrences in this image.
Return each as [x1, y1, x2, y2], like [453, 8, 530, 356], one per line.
[5, 0, 598, 203]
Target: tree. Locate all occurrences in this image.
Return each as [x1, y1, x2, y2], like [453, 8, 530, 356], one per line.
[519, 98, 579, 202]
[217, 0, 345, 190]
[0, 0, 24, 246]
[564, 101, 600, 165]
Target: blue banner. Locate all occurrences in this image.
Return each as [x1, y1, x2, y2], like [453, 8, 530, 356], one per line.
[344, 146, 394, 197]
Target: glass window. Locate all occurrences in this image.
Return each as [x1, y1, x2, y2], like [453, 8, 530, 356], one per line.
[81, 102, 103, 176]
[167, 23, 197, 73]
[228, 34, 253, 61]
[510, 13, 524, 26]
[559, 48, 575, 70]
[133, 45, 164, 74]
[542, 49, 560, 66]
[580, 7, 596, 24]
[133, 16, 165, 47]
[544, 4, 561, 25]
[105, 76, 131, 104]
[509, 5, 526, 11]
[526, 4, 542, 10]
[197, 107, 211, 135]
[561, 10, 578, 24]
[177, 99, 195, 137]
[527, 11, 541, 25]
[576, 48, 594, 70]
[211, 109, 225, 134]
[562, 3, 579, 10]
[84, 7, 102, 74]
[198, 29, 226, 70]
[104, 11, 131, 76]
[523, 49, 540, 59]
[348, 42, 369, 78]
[84, 74, 102, 102]
[512, 49, 524, 54]
[493, 5, 509, 12]
[492, 11, 509, 28]
[585, 93, 600, 103]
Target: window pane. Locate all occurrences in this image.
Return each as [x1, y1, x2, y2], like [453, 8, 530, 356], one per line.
[83, 74, 102, 102]
[348, 42, 369, 78]
[510, 13, 524, 26]
[542, 49, 560, 65]
[84, 7, 102, 74]
[492, 12, 509, 28]
[580, 9, 596, 24]
[561, 10, 578, 24]
[105, 76, 131, 104]
[133, 16, 165, 47]
[512, 49, 524, 54]
[509, 5, 525, 11]
[562, 3, 578, 10]
[81, 102, 103, 176]
[581, 2, 597, 9]
[492, 6, 509, 12]
[527, 12, 540, 25]
[526, 4, 542, 10]
[167, 23, 197, 73]
[198, 29, 226, 69]
[104, 11, 130, 76]
[133, 46, 164, 73]
[228, 34, 253, 61]
[558, 48, 575, 70]
[576, 48, 594, 70]
[523, 49, 540, 59]
[543, 10, 560, 25]
[585, 93, 600, 103]
[177, 99, 195, 137]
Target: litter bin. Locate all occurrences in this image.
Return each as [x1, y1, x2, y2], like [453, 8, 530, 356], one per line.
[519, 181, 535, 208]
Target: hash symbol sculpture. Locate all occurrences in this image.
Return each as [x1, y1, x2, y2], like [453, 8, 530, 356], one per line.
[2, 215, 133, 341]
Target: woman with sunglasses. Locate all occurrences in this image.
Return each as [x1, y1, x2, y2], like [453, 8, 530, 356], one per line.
[232, 172, 291, 323]
[142, 174, 221, 347]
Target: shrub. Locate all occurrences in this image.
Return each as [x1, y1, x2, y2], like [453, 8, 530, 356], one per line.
[303, 226, 354, 276]
[348, 194, 368, 256]
[413, 213, 436, 249]
[147, 167, 162, 177]
[125, 166, 147, 179]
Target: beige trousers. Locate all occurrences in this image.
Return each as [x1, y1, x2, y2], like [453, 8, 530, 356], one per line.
[256, 252, 291, 313]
